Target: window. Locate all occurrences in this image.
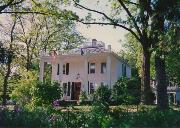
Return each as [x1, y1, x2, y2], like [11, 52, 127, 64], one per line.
[63, 63, 69, 75]
[89, 63, 95, 74]
[57, 64, 60, 75]
[63, 83, 67, 95]
[66, 63, 69, 75]
[122, 64, 126, 77]
[63, 64, 66, 74]
[63, 82, 71, 96]
[101, 63, 106, 73]
[88, 82, 94, 94]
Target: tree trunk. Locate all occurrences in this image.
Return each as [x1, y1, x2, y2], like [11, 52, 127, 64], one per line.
[26, 38, 32, 71]
[155, 55, 168, 110]
[2, 62, 11, 106]
[141, 47, 153, 104]
[2, 14, 16, 106]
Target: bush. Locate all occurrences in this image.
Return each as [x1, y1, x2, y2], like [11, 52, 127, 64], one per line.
[93, 85, 111, 103]
[79, 91, 88, 104]
[0, 107, 49, 127]
[31, 81, 62, 107]
[112, 77, 141, 105]
[10, 70, 38, 106]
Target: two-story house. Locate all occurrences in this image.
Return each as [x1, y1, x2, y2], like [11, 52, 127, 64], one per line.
[39, 39, 131, 100]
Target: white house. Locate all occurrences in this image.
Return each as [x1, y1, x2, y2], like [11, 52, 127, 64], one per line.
[39, 39, 131, 100]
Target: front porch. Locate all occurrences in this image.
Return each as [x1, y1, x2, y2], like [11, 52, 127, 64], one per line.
[62, 82, 82, 101]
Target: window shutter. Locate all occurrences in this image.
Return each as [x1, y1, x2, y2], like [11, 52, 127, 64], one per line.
[88, 62, 89, 74]
[67, 82, 70, 96]
[71, 82, 75, 100]
[57, 64, 60, 75]
[88, 81, 89, 94]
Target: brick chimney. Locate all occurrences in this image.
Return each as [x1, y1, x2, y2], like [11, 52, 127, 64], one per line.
[108, 45, 111, 52]
[92, 39, 97, 46]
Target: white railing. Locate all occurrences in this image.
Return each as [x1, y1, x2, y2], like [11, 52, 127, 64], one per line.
[82, 41, 105, 48]
[150, 80, 178, 92]
[40, 41, 115, 56]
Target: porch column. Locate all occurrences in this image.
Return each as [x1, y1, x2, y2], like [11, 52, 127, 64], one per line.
[51, 63, 56, 81]
[84, 56, 88, 93]
[106, 55, 112, 88]
[40, 59, 45, 82]
[155, 92, 157, 104]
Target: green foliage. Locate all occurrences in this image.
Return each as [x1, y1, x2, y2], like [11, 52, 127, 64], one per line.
[31, 80, 62, 107]
[112, 77, 141, 105]
[0, 107, 50, 127]
[93, 85, 111, 103]
[165, 45, 180, 84]
[1, 105, 180, 127]
[10, 70, 38, 106]
[79, 91, 88, 104]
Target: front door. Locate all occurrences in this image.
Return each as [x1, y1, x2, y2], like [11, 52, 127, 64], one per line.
[71, 82, 81, 100]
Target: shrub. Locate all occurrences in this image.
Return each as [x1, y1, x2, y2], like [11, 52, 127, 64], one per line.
[79, 91, 88, 104]
[93, 85, 111, 103]
[0, 107, 49, 127]
[10, 70, 37, 106]
[112, 77, 141, 105]
[31, 81, 62, 107]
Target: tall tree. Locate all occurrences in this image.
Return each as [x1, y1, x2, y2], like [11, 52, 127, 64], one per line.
[60, 0, 180, 107]
[64, 0, 154, 104]
[0, 14, 17, 105]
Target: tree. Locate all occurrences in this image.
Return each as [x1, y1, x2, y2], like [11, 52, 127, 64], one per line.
[0, 14, 17, 105]
[62, 0, 154, 104]
[10, 69, 38, 106]
[0, 0, 47, 15]
[60, 0, 179, 108]
[16, 14, 83, 71]
[0, 0, 83, 105]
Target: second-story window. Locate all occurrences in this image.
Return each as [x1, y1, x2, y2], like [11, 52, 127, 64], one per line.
[63, 63, 69, 75]
[101, 62, 106, 73]
[89, 63, 95, 74]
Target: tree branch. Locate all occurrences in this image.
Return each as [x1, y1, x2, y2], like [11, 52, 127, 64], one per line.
[73, 1, 141, 42]
[74, 1, 116, 24]
[0, 0, 14, 12]
[0, 11, 47, 15]
[75, 19, 141, 43]
[123, 0, 139, 6]
[10, 0, 24, 6]
[117, 0, 143, 38]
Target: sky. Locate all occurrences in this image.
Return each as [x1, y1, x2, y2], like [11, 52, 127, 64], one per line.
[0, 1, 128, 52]
[65, 0, 128, 52]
